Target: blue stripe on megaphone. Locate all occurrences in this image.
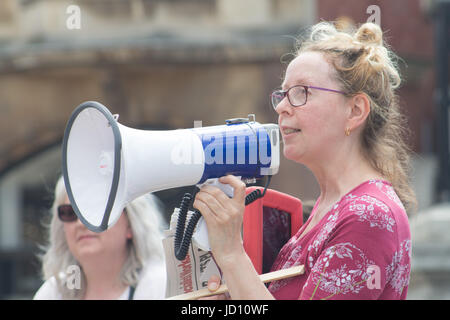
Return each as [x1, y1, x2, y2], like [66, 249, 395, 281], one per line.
[192, 123, 272, 183]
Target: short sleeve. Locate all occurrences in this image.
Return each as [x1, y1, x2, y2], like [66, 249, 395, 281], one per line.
[299, 200, 398, 300]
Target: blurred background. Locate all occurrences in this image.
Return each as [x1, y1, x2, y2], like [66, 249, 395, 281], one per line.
[0, 0, 448, 299]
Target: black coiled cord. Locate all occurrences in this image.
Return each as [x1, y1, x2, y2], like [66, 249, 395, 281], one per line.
[174, 176, 272, 261]
[173, 193, 202, 261]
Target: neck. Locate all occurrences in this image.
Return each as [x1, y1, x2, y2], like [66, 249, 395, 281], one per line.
[307, 140, 384, 208]
[80, 250, 129, 300]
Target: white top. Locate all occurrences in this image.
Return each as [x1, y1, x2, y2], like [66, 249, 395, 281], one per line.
[33, 259, 166, 300]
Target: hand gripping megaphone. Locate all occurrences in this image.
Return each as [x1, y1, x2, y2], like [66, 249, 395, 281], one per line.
[62, 101, 280, 236]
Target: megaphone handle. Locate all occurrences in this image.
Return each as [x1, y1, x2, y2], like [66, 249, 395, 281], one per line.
[192, 178, 236, 251]
[196, 178, 236, 198]
[175, 176, 272, 261]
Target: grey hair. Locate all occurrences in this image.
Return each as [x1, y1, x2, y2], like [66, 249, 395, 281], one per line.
[39, 176, 166, 299]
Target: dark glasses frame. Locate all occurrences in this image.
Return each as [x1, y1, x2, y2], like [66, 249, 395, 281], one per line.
[270, 84, 346, 110]
[57, 204, 128, 223]
[57, 204, 78, 223]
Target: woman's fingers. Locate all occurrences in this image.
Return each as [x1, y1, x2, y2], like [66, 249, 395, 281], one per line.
[192, 176, 247, 267]
[194, 175, 246, 221]
[193, 192, 228, 228]
[197, 275, 229, 300]
[192, 197, 218, 226]
[207, 274, 221, 292]
[219, 175, 246, 202]
[196, 185, 230, 211]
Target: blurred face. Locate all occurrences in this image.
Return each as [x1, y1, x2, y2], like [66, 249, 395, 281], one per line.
[275, 51, 349, 166]
[61, 195, 132, 263]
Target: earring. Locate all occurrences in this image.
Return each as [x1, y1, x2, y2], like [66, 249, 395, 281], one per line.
[345, 128, 351, 136]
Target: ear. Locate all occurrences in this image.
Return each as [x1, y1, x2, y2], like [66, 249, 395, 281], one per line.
[123, 211, 133, 240]
[126, 228, 133, 240]
[346, 93, 371, 133]
[126, 220, 133, 239]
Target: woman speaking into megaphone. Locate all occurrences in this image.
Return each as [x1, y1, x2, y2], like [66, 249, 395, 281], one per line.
[193, 21, 415, 300]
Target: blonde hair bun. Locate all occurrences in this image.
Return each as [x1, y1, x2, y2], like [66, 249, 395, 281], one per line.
[355, 22, 383, 46]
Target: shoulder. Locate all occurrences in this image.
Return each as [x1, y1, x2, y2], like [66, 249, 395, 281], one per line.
[337, 180, 408, 234]
[33, 277, 62, 300]
[324, 180, 412, 264]
[343, 180, 406, 213]
[133, 258, 167, 300]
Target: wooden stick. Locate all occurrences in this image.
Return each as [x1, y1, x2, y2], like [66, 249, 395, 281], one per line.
[166, 265, 305, 300]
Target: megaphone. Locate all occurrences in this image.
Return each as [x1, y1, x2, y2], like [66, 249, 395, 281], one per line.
[62, 101, 280, 233]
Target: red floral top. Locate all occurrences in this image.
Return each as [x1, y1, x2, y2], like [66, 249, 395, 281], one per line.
[268, 180, 411, 300]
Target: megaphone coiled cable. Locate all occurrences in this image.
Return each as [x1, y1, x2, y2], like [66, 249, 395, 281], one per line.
[174, 194, 202, 261]
[174, 176, 272, 261]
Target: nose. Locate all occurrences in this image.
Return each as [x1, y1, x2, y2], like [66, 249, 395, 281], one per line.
[274, 96, 294, 116]
[74, 217, 88, 229]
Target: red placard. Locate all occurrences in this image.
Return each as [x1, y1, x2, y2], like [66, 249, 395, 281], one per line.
[243, 187, 303, 274]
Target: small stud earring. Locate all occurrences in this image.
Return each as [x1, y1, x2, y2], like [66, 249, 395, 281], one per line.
[345, 128, 351, 136]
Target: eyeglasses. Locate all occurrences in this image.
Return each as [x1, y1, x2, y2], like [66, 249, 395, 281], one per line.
[58, 204, 78, 223]
[270, 85, 346, 110]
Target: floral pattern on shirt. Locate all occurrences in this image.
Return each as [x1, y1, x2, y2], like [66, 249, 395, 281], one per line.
[347, 195, 396, 232]
[268, 180, 411, 300]
[307, 210, 339, 264]
[369, 179, 405, 210]
[385, 239, 411, 295]
[307, 242, 376, 298]
[269, 245, 303, 292]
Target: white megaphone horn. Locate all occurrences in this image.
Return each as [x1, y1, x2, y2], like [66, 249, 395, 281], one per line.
[62, 101, 280, 233]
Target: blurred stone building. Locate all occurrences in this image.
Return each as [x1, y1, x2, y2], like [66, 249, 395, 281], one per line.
[0, 0, 317, 298]
[0, 0, 447, 299]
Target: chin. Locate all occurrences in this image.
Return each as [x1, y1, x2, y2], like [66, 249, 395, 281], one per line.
[282, 146, 305, 164]
[75, 244, 103, 258]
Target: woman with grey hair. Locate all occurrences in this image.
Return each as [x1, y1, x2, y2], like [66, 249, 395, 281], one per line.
[34, 177, 167, 299]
